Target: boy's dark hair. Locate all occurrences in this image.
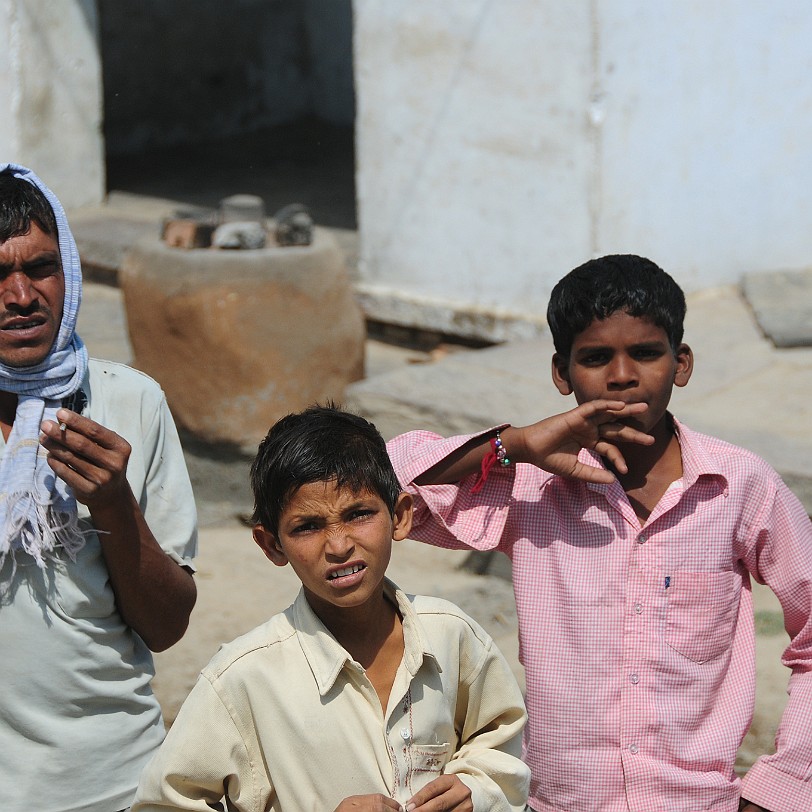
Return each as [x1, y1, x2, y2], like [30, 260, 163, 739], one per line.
[250, 404, 402, 535]
[546, 254, 686, 357]
[0, 173, 58, 242]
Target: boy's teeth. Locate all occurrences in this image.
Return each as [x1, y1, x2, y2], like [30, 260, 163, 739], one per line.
[330, 564, 363, 579]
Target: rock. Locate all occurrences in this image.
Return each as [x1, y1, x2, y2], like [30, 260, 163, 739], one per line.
[211, 220, 267, 249]
[119, 227, 365, 451]
[274, 203, 314, 246]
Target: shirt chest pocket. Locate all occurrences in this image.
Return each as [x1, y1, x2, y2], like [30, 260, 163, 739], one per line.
[665, 571, 738, 664]
[409, 742, 452, 776]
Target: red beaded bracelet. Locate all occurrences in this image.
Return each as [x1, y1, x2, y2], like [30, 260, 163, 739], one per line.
[471, 430, 511, 493]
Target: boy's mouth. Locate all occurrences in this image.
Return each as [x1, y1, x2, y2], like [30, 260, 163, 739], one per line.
[327, 563, 366, 581]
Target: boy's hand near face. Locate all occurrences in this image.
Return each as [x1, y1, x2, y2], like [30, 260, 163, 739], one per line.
[506, 399, 654, 483]
[417, 400, 653, 487]
[404, 774, 472, 811]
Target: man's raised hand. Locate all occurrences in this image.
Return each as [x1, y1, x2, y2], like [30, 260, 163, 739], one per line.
[39, 408, 132, 510]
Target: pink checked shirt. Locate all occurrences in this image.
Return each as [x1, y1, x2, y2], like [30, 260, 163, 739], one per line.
[388, 419, 812, 812]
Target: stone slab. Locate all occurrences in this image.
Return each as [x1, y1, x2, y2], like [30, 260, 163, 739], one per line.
[120, 228, 366, 451]
[742, 268, 812, 347]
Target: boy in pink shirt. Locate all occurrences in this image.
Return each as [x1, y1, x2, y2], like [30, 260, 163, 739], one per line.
[388, 254, 812, 812]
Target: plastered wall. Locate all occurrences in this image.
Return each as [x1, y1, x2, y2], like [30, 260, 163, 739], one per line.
[355, 1, 812, 339]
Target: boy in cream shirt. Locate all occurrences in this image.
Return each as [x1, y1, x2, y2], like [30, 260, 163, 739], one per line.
[133, 406, 529, 812]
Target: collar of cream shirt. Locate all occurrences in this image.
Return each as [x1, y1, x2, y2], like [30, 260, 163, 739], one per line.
[292, 578, 439, 696]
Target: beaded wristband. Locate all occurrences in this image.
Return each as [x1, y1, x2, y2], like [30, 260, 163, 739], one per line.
[471, 429, 512, 492]
[493, 430, 511, 466]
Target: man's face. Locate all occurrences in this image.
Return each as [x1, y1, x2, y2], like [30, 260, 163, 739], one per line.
[552, 311, 692, 437]
[0, 222, 64, 368]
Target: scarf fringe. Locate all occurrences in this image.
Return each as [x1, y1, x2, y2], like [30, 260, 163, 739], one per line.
[0, 491, 89, 577]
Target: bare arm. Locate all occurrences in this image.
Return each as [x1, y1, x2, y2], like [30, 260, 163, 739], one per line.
[40, 408, 196, 652]
[416, 400, 653, 486]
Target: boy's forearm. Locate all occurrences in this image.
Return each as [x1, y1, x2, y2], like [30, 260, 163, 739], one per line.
[415, 430, 500, 485]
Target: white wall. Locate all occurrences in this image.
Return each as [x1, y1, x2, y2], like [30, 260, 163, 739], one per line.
[354, 0, 812, 340]
[0, 0, 104, 208]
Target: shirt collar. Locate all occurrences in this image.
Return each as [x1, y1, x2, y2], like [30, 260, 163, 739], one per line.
[292, 577, 435, 696]
[669, 416, 729, 490]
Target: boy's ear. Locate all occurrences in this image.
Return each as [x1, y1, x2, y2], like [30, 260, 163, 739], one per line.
[551, 353, 573, 396]
[253, 525, 288, 567]
[673, 343, 694, 388]
[391, 491, 413, 542]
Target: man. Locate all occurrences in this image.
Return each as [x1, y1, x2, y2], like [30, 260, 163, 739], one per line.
[0, 163, 198, 811]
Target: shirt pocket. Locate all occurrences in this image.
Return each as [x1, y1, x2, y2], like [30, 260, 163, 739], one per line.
[665, 570, 737, 663]
[410, 742, 452, 776]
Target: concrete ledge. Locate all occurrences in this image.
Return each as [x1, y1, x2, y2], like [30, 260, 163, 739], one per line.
[356, 283, 549, 344]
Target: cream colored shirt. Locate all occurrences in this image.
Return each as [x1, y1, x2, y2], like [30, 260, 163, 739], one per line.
[133, 580, 529, 812]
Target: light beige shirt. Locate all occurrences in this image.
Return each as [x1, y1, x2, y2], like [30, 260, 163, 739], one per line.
[133, 580, 529, 812]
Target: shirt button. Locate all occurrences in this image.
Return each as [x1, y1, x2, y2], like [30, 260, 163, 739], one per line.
[633, 602, 644, 614]
[400, 728, 411, 742]
[637, 534, 647, 544]
[629, 743, 639, 754]
[629, 673, 640, 684]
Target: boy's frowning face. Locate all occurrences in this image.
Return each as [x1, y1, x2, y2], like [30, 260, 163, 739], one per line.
[253, 480, 413, 626]
[552, 311, 692, 436]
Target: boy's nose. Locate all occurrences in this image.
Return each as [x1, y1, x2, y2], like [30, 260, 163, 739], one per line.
[606, 355, 637, 389]
[325, 527, 354, 557]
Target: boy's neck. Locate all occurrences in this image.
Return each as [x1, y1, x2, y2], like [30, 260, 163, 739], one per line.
[307, 586, 405, 712]
[611, 413, 683, 523]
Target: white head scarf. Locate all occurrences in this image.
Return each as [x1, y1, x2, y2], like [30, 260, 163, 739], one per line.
[0, 163, 89, 571]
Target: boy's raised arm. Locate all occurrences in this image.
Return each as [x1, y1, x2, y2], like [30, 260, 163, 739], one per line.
[415, 400, 653, 486]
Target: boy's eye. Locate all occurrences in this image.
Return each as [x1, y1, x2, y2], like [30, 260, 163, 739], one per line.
[348, 508, 375, 521]
[633, 347, 663, 360]
[291, 521, 318, 534]
[580, 352, 609, 366]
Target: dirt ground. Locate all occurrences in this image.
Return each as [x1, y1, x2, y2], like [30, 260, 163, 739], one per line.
[152, 520, 791, 776]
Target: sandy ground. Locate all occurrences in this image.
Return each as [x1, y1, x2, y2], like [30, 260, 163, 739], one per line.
[152, 520, 791, 776]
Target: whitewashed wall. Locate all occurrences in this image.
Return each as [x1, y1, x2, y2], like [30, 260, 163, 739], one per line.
[0, 0, 104, 208]
[354, 1, 812, 340]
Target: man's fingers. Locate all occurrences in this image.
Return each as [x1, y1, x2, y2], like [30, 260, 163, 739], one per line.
[52, 409, 128, 451]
